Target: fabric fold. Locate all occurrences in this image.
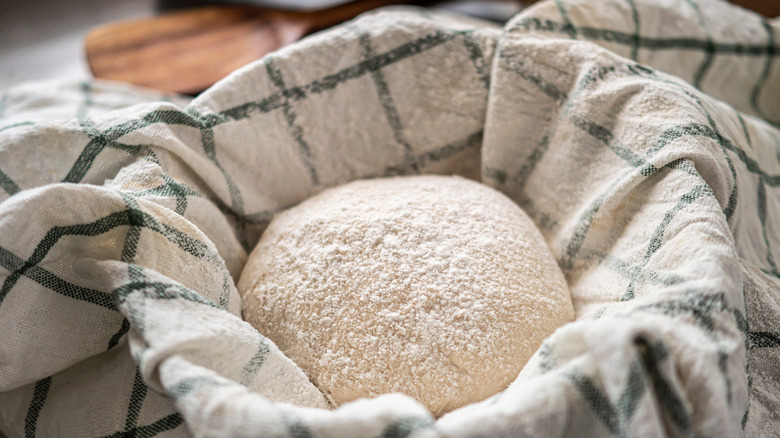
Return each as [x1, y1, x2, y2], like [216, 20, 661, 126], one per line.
[0, 1, 778, 436]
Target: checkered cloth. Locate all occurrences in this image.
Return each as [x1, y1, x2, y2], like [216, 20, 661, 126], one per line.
[1, 0, 778, 436]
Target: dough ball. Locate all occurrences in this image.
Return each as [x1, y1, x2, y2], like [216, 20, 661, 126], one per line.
[238, 175, 574, 416]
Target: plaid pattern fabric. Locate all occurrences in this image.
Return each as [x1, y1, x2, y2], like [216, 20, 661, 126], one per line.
[0, 0, 777, 436]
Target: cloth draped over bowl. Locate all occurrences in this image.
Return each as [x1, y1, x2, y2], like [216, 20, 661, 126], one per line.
[0, 0, 778, 436]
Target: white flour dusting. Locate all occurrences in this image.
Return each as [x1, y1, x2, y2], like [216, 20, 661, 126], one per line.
[238, 175, 574, 416]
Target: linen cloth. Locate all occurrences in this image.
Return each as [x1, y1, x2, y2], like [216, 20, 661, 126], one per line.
[0, 0, 778, 436]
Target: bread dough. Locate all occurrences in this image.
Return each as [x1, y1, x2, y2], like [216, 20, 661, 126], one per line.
[238, 175, 574, 416]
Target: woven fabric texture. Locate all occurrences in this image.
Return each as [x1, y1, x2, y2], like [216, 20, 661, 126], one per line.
[0, 0, 778, 436]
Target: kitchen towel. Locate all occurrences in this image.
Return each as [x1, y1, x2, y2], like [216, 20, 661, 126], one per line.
[0, 0, 778, 436]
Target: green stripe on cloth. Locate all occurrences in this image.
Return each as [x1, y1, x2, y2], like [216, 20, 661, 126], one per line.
[500, 50, 569, 104]
[215, 30, 458, 125]
[168, 376, 226, 401]
[553, 0, 578, 39]
[621, 184, 714, 301]
[718, 349, 733, 405]
[514, 135, 552, 189]
[560, 161, 665, 270]
[358, 32, 415, 156]
[511, 18, 779, 56]
[382, 130, 483, 175]
[121, 171, 202, 217]
[112, 279, 221, 310]
[99, 413, 184, 438]
[107, 318, 131, 350]
[0, 121, 34, 134]
[617, 359, 649, 429]
[568, 113, 650, 168]
[124, 368, 148, 432]
[749, 331, 780, 348]
[757, 180, 779, 275]
[563, 358, 648, 436]
[379, 417, 434, 438]
[579, 248, 686, 290]
[76, 81, 93, 122]
[750, 20, 776, 122]
[281, 411, 316, 438]
[239, 338, 270, 386]
[0, 168, 21, 197]
[63, 110, 202, 184]
[265, 58, 320, 186]
[684, 0, 716, 89]
[0, 245, 116, 310]
[632, 292, 728, 333]
[304, 30, 458, 95]
[1, 204, 231, 309]
[119, 197, 144, 266]
[624, 0, 640, 60]
[653, 83, 741, 220]
[24, 376, 52, 438]
[635, 290, 737, 409]
[635, 338, 693, 434]
[197, 124, 247, 214]
[457, 31, 492, 89]
[120, 189, 169, 289]
[565, 370, 620, 435]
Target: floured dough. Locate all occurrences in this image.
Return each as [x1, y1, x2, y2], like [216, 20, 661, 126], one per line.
[238, 175, 574, 416]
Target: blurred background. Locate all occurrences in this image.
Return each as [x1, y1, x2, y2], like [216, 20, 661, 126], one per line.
[1, 0, 156, 90]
